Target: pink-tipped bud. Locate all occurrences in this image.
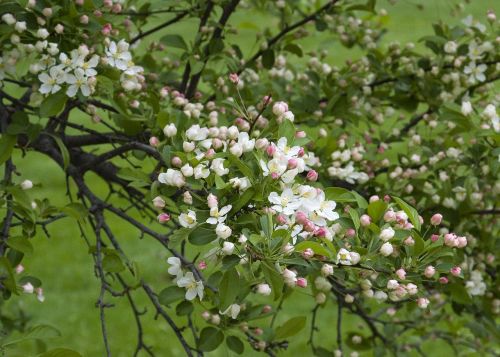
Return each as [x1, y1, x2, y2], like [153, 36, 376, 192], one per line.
[369, 195, 380, 203]
[254, 328, 263, 336]
[152, 196, 166, 209]
[314, 227, 327, 237]
[262, 305, 272, 313]
[444, 233, 457, 247]
[205, 148, 215, 159]
[207, 193, 218, 208]
[276, 214, 288, 225]
[229, 73, 239, 84]
[424, 266, 435, 278]
[149, 136, 159, 147]
[360, 214, 371, 227]
[306, 170, 318, 182]
[384, 210, 396, 222]
[295, 131, 306, 138]
[346, 228, 356, 237]
[296, 277, 308, 288]
[171, 156, 182, 167]
[271, 172, 280, 180]
[430, 213, 443, 226]
[15, 264, 24, 274]
[157, 213, 170, 223]
[266, 144, 276, 157]
[303, 220, 316, 232]
[383, 195, 391, 202]
[79, 15, 89, 24]
[430, 234, 440, 242]
[198, 261, 207, 270]
[295, 211, 308, 225]
[404, 237, 415, 246]
[456, 236, 467, 248]
[201, 311, 211, 320]
[298, 147, 305, 157]
[396, 268, 406, 280]
[450, 266, 461, 276]
[287, 158, 298, 169]
[101, 23, 112, 36]
[302, 248, 314, 259]
[439, 276, 448, 284]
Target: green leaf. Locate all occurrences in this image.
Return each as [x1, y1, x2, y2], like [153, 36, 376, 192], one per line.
[262, 262, 283, 301]
[230, 187, 255, 213]
[47, 133, 70, 170]
[367, 200, 388, 222]
[278, 119, 295, 142]
[449, 283, 472, 305]
[188, 225, 217, 246]
[262, 49, 275, 69]
[283, 43, 303, 57]
[324, 187, 356, 203]
[275, 316, 307, 339]
[227, 154, 254, 180]
[295, 241, 331, 258]
[348, 207, 360, 230]
[0, 134, 16, 165]
[39, 348, 82, 357]
[102, 252, 125, 273]
[219, 268, 240, 310]
[6, 236, 33, 255]
[60, 202, 87, 223]
[2, 324, 61, 347]
[226, 335, 244, 354]
[160, 34, 188, 50]
[39, 91, 68, 117]
[159, 286, 186, 306]
[176, 301, 194, 316]
[198, 327, 224, 352]
[393, 197, 421, 231]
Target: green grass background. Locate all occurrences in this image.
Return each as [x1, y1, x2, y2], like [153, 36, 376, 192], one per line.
[3, 0, 499, 356]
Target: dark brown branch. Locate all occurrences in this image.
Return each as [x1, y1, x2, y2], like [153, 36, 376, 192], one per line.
[130, 10, 190, 45]
[185, 0, 241, 98]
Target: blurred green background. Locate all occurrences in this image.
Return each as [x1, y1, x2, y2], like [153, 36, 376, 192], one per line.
[4, 0, 499, 356]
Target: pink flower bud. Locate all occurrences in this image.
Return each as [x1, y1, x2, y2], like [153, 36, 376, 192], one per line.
[303, 220, 316, 232]
[157, 213, 170, 223]
[75, 0, 84, 5]
[276, 214, 288, 225]
[417, 297, 429, 309]
[456, 236, 467, 248]
[298, 147, 305, 157]
[306, 170, 318, 182]
[79, 15, 89, 24]
[424, 266, 435, 278]
[296, 277, 308, 288]
[430, 234, 440, 242]
[439, 276, 448, 284]
[101, 23, 112, 36]
[229, 73, 239, 84]
[396, 268, 406, 280]
[295, 131, 306, 138]
[149, 136, 159, 147]
[287, 158, 298, 169]
[404, 237, 415, 246]
[94, 10, 102, 17]
[266, 144, 276, 157]
[205, 148, 215, 159]
[360, 214, 371, 227]
[444, 233, 457, 247]
[171, 156, 182, 167]
[384, 210, 396, 222]
[346, 228, 356, 237]
[369, 195, 380, 203]
[254, 328, 263, 336]
[198, 261, 207, 270]
[262, 305, 272, 313]
[207, 193, 218, 208]
[450, 267, 461, 276]
[152, 196, 166, 209]
[295, 211, 308, 225]
[15, 264, 24, 274]
[430, 213, 443, 226]
[314, 227, 327, 237]
[111, 3, 122, 13]
[271, 172, 280, 180]
[302, 248, 314, 259]
[383, 195, 391, 202]
[201, 311, 211, 320]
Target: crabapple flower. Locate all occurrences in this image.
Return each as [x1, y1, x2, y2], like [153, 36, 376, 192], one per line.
[163, 123, 177, 137]
[215, 223, 232, 239]
[152, 196, 166, 209]
[105, 40, 132, 70]
[464, 62, 487, 83]
[20, 180, 33, 190]
[220, 304, 241, 319]
[211, 158, 229, 176]
[282, 269, 297, 287]
[176, 272, 204, 301]
[336, 248, 359, 265]
[221, 241, 235, 255]
[268, 189, 300, 215]
[380, 242, 393, 256]
[22, 283, 34, 294]
[65, 68, 93, 97]
[256, 283, 272, 296]
[380, 227, 395, 241]
[179, 210, 197, 228]
[38, 66, 65, 94]
[158, 169, 185, 187]
[417, 298, 430, 309]
[167, 257, 182, 278]
[206, 205, 232, 225]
